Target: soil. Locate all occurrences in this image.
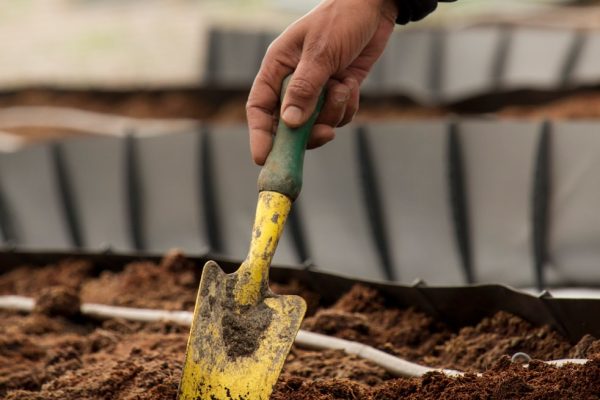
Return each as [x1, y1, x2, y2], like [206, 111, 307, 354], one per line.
[7, 87, 600, 144]
[0, 89, 229, 121]
[2, 254, 600, 399]
[4, 87, 600, 121]
[498, 90, 600, 119]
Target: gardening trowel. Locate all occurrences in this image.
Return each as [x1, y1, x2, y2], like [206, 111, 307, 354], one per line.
[177, 77, 323, 400]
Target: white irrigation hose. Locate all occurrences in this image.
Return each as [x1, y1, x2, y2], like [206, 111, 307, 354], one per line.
[295, 329, 465, 377]
[0, 295, 34, 311]
[81, 303, 194, 326]
[546, 359, 589, 367]
[0, 295, 588, 378]
[0, 295, 194, 325]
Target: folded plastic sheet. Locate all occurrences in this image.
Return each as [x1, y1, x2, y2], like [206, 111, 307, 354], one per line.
[4, 120, 600, 288]
[457, 120, 540, 285]
[0, 144, 72, 249]
[549, 121, 600, 284]
[205, 25, 597, 104]
[299, 127, 388, 281]
[206, 29, 264, 88]
[501, 28, 577, 91]
[58, 136, 132, 251]
[132, 129, 208, 253]
[364, 121, 462, 284]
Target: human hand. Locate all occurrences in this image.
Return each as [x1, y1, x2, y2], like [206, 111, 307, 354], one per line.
[246, 0, 398, 165]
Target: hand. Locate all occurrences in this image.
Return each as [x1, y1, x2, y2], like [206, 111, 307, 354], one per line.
[246, 0, 398, 165]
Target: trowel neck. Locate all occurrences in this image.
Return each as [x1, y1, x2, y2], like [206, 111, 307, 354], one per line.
[235, 191, 292, 306]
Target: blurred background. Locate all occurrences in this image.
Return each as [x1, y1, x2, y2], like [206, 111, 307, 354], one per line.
[1, 0, 599, 138]
[2, 0, 599, 129]
[3, 0, 600, 289]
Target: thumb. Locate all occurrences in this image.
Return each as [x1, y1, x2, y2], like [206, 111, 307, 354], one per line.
[281, 57, 331, 128]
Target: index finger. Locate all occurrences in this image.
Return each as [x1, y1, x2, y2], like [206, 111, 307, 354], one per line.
[246, 54, 294, 165]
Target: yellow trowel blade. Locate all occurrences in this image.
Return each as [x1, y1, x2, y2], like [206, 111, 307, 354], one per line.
[178, 262, 305, 400]
[178, 191, 307, 400]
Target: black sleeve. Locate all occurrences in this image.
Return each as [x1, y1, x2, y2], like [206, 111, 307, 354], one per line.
[395, 0, 456, 25]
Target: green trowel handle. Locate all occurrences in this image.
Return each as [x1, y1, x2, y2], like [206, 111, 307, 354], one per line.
[257, 76, 325, 201]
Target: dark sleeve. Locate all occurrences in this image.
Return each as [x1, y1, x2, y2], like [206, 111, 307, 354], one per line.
[395, 0, 456, 25]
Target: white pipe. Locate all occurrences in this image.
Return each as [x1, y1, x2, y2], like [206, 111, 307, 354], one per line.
[546, 358, 589, 367]
[0, 295, 35, 312]
[80, 303, 194, 326]
[294, 329, 465, 377]
[0, 295, 588, 377]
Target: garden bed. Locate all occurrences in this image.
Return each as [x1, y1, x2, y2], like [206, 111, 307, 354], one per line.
[1, 252, 600, 399]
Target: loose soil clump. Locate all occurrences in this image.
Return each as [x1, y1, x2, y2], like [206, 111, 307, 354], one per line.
[2, 255, 600, 399]
[33, 287, 81, 318]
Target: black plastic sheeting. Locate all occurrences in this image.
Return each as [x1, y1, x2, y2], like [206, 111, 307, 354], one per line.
[3, 120, 600, 288]
[1, 249, 599, 344]
[203, 26, 600, 104]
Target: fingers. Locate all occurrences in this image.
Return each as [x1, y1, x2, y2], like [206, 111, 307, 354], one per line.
[307, 76, 359, 149]
[246, 101, 276, 166]
[251, 68, 362, 158]
[247, 55, 294, 165]
[316, 76, 360, 129]
[338, 77, 360, 127]
[280, 55, 332, 128]
[316, 80, 351, 128]
[307, 124, 336, 149]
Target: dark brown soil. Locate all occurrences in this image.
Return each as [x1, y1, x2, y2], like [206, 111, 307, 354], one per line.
[4, 87, 600, 125]
[79, 251, 201, 311]
[0, 252, 321, 314]
[0, 310, 187, 400]
[0, 258, 93, 295]
[274, 357, 600, 400]
[0, 89, 231, 121]
[2, 255, 600, 399]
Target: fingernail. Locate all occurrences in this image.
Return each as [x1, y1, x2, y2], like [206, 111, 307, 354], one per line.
[334, 87, 351, 104]
[282, 106, 303, 126]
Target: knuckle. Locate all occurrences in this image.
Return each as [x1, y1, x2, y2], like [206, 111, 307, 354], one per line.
[287, 76, 320, 101]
